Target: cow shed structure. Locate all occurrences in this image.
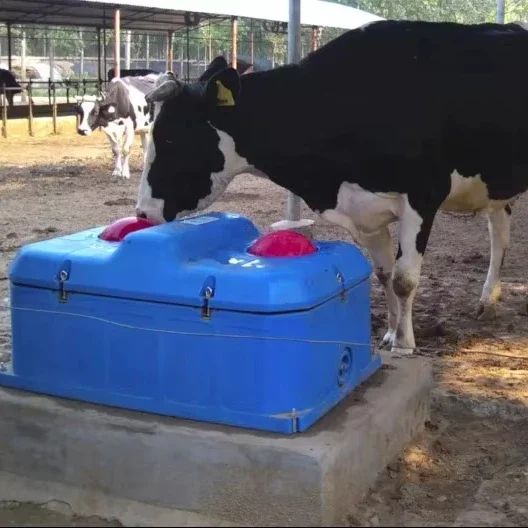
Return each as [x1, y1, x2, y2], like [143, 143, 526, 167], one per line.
[0, 0, 382, 224]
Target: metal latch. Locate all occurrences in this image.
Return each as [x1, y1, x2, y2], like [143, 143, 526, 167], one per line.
[201, 286, 214, 320]
[58, 269, 69, 303]
[290, 408, 300, 434]
[336, 271, 347, 301]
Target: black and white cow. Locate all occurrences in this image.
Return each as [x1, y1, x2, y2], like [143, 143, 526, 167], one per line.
[76, 74, 159, 180]
[136, 21, 528, 354]
[107, 68, 158, 81]
[0, 69, 22, 107]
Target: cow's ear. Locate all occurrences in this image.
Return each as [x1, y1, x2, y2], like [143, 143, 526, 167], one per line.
[145, 77, 183, 103]
[205, 67, 240, 108]
[199, 56, 229, 83]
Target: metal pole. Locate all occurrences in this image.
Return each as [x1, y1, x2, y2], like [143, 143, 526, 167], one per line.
[103, 26, 107, 81]
[7, 22, 12, 71]
[208, 21, 212, 64]
[97, 28, 102, 89]
[1, 83, 7, 138]
[20, 30, 27, 103]
[167, 30, 174, 71]
[186, 24, 190, 82]
[28, 80, 33, 137]
[145, 34, 150, 68]
[113, 9, 121, 78]
[52, 81, 57, 134]
[125, 29, 131, 69]
[286, 0, 302, 222]
[496, 0, 505, 23]
[49, 32, 55, 82]
[312, 26, 320, 52]
[231, 17, 238, 69]
[180, 40, 184, 77]
[79, 30, 84, 77]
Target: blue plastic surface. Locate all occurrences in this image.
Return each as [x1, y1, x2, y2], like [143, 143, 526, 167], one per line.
[1, 212, 382, 434]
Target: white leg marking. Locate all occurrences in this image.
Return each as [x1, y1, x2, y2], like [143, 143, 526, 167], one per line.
[391, 198, 425, 355]
[362, 228, 399, 348]
[477, 207, 511, 321]
[103, 129, 122, 179]
[140, 132, 149, 169]
[320, 209, 362, 245]
[120, 122, 135, 180]
[111, 142, 122, 179]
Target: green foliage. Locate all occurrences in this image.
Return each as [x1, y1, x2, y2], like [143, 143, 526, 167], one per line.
[329, 0, 499, 23]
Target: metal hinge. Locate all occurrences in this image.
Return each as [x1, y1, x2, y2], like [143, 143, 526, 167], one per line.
[201, 286, 214, 320]
[58, 269, 69, 303]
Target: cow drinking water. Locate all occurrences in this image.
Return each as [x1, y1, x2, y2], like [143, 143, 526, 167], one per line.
[76, 73, 159, 180]
[136, 21, 527, 354]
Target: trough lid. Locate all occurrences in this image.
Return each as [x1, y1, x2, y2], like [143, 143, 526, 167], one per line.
[8, 212, 372, 313]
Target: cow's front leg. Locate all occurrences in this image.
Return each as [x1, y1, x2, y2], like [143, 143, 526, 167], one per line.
[103, 131, 122, 179]
[139, 132, 149, 169]
[476, 205, 511, 321]
[392, 197, 438, 355]
[361, 227, 399, 349]
[120, 122, 135, 180]
[111, 143, 123, 179]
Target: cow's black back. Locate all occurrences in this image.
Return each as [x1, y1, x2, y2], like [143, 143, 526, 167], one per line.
[107, 68, 158, 82]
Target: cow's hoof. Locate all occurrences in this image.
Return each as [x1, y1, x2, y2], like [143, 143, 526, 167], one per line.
[390, 344, 415, 356]
[475, 303, 497, 322]
[380, 329, 396, 349]
[112, 170, 122, 179]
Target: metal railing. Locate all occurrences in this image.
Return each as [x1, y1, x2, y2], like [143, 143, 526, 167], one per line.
[0, 78, 104, 138]
[0, 73, 222, 138]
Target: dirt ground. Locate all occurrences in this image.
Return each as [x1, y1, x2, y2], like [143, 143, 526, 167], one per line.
[1, 130, 528, 526]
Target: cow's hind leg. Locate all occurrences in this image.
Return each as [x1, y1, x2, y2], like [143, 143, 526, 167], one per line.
[392, 196, 439, 355]
[476, 205, 511, 321]
[362, 228, 399, 349]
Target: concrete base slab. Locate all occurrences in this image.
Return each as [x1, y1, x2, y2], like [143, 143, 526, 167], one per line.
[0, 352, 432, 527]
[0, 471, 241, 527]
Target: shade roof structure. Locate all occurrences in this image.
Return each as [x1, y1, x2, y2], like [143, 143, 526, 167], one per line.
[0, 0, 222, 32]
[0, 0, 383, 32]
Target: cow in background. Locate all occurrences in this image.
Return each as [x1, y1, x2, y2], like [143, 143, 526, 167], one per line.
[76, 73, 159, 180]
[0, 69, 23, 107]
[77, 58, 254, 181]
[107, 68, 158, 82]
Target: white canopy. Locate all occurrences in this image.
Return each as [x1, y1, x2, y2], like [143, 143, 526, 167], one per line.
[0, 0, 383, 32]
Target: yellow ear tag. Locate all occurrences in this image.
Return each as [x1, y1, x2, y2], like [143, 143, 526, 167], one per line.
[216, 80, 235, 107]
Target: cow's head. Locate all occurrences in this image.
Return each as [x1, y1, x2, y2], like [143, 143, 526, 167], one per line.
[136, 56, 248, 224]
[76, 80, 129, 135]
[75, 93, 104, 136]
